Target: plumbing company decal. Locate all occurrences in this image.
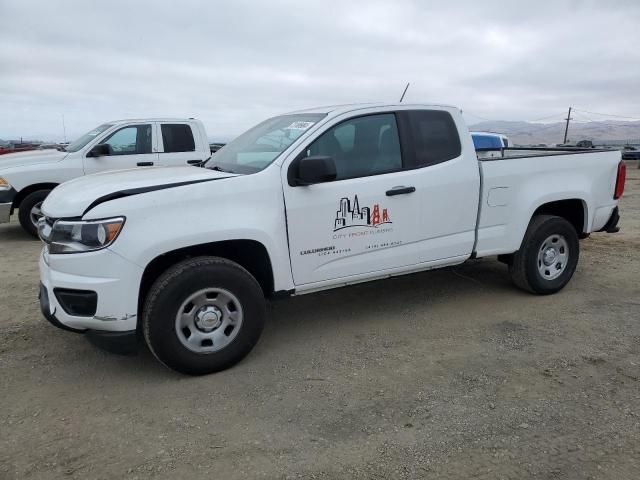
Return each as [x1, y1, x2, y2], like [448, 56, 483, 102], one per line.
[299, 195, 398, 257]
[333, 195, 391, 231]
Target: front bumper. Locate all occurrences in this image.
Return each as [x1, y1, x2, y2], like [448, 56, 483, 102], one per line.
[39, 284, 139, 353]
[0, 187, 17, 223]
[38, 246, 143, 332]
[39, 283, 84, 332]
[0, 202, 11, 223]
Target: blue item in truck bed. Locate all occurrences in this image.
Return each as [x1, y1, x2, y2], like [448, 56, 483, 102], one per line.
[472, 133, 504, 150]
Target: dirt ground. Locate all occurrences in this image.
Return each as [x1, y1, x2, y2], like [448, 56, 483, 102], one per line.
[1, 165, 639, 480]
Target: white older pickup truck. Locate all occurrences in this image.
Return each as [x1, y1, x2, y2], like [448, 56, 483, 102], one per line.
[0, 118, 211, 236]
[36, 103, 625, 375]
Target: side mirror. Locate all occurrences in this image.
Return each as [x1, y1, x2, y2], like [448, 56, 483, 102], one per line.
[290, 155, 337, 186]
[87, 143, 112, 157]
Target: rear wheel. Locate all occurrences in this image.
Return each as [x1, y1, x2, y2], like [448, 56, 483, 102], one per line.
[18, 189, 50, 237]
[142, 256, 266, 375]
[509, 215, 579, 295]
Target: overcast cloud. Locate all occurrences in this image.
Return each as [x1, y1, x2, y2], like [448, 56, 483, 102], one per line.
[1, 0, 639, 141]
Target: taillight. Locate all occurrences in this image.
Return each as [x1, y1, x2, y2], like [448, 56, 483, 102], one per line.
[614, 161, 626, 200]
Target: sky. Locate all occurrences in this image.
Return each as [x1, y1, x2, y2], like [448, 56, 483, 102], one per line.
[1, 0, 639, 142]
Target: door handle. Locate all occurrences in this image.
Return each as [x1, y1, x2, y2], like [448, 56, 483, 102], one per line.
[187, 160, 202, 165]
[137, 162, 154, 167]
[385, 186, 416, 196]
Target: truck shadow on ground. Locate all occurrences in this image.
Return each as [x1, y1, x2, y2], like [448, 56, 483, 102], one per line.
[62, 258, 518, 380]
[261, 259, 515, 346]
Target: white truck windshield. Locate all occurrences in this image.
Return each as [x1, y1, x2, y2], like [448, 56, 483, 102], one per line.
[65, 123, 114, 152]
[208, 114, 326, 174]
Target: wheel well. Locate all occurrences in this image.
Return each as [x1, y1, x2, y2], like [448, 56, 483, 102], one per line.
[532, 199, 586, 235]
[138, 240, 275, 317]
[12, 183, 59, 210]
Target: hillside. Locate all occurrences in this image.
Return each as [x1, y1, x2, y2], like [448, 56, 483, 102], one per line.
[469, 120, 640, 146]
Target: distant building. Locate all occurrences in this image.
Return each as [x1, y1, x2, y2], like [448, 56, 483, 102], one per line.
[596, 139, 640, 147]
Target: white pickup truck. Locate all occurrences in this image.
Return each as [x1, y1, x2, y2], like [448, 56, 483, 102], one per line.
[0, 118, 211, 236]
[36, 103, 625, 375]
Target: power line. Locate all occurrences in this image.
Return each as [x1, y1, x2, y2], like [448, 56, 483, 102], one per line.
[500, 120, 568, 136]
[463, 111, 494, 122]
[467, 108, 640, 124]
[466, 110, 567, 125]
[572, 108, 640, 122]
[571, 110, 595, 123]
[527, 111, 567, 123]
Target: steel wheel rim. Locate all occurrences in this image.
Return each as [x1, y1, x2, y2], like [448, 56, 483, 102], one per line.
[174, 288, 243, 353]
[537, 234, 569, 281]
[30, 202, 44, 227]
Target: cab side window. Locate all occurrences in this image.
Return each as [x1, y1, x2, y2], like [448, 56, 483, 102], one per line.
[306, 114, 402, 180]
[101, 125, 152, 155]
[403, 110, 461, 167]
[161, 124, 195, 152]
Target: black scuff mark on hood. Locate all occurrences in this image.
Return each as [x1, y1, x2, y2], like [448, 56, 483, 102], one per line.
[82, 176, 233, 216]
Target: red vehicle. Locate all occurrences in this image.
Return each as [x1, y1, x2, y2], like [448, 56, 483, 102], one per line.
[0, 145, 39, 155]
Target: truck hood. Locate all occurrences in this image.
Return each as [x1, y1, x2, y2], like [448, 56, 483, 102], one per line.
[0, 149, 68, 170]
[42, 166, 237, 218]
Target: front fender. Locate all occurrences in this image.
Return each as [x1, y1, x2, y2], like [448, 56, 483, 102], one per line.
[92, 170, 293, 291]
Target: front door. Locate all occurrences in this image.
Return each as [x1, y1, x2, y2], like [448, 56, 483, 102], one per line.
[84, 124, 157, 174]
[283, 112, 423, 286]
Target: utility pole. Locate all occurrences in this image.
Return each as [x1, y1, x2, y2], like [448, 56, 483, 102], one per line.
[563, 107, 572, 144]
[61, 114, 67, 143]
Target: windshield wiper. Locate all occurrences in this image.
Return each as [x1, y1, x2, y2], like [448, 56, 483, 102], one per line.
[208, 164, 234, 174]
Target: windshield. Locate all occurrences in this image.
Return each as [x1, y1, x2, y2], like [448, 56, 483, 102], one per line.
[207, 113, 326, 174]
[65, 123, 114, 152]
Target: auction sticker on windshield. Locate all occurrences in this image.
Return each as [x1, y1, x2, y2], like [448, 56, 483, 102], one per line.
[286, 121, 315, 130]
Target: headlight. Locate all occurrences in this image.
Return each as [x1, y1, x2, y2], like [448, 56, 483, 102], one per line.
[0, 177, 11, 191]
[39, 217, 125, 254]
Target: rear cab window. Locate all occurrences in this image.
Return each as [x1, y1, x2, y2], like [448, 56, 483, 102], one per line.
[161, 124, 196, 152]
[399, 110, 461, 168]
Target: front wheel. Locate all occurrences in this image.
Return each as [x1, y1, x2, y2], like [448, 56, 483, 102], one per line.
[142, 256, 267, 375]
[18, 189, 51, 237]
[509, 215, 580, 295]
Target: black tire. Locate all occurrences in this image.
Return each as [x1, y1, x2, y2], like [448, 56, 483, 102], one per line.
[509, 215, 580, 295]
[18, 189, 50, 237]
[142, 256, 266, 375]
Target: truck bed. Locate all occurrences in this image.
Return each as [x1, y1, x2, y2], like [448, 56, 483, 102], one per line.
[474, 148, 621, 257]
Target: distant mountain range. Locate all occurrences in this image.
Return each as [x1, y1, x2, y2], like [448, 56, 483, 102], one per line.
[469, 120, 640, 146]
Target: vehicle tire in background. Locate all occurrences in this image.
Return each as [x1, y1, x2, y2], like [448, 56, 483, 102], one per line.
[142, 256, 266, 375]
[18, 189, 50, 237]
[509, 215, 579, 295]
